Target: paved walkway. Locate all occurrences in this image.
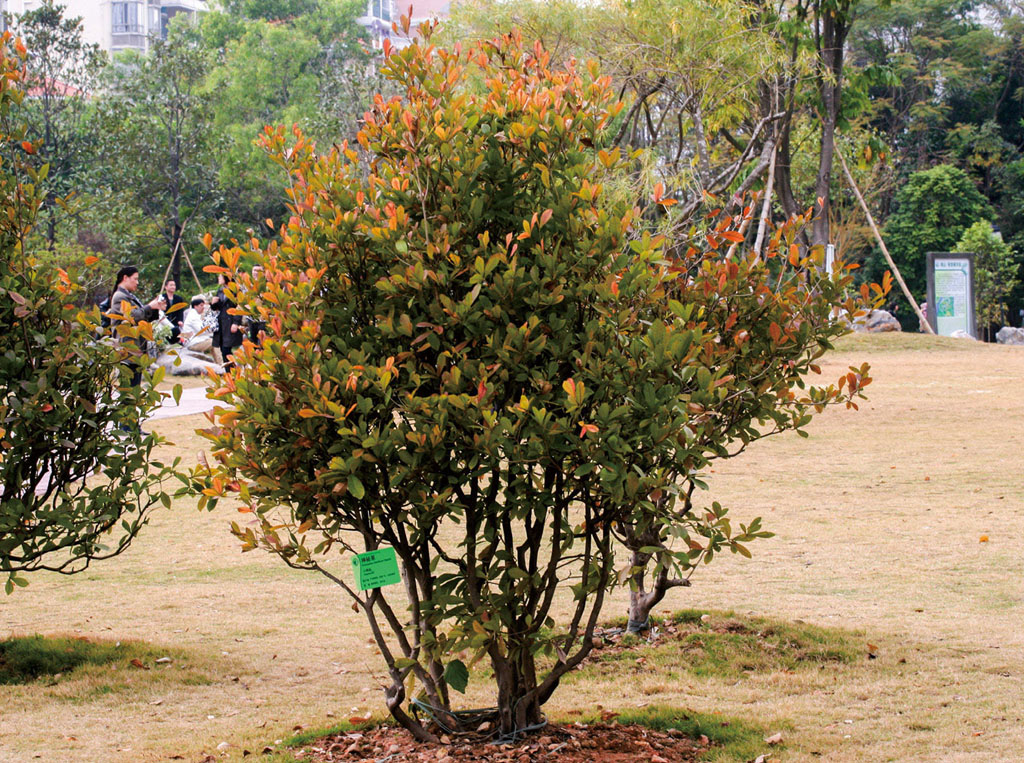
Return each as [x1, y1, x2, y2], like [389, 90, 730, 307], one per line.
[150, 386, 223, 420]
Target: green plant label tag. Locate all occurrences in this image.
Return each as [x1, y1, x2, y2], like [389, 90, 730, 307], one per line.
[352, 547, 402, 591]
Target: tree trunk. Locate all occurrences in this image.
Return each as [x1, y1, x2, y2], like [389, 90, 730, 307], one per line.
[494, 647, 543, 737]
[811, 4, 852, 248]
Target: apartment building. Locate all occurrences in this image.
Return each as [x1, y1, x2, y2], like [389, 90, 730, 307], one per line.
[360, 0, 450, 48]
[0, 0, 207, 54]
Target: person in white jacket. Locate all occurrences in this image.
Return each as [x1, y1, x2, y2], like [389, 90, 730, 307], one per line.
[180, 297, 212, 352]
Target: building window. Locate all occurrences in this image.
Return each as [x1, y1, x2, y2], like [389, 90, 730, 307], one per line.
[370, 0, 390, 22]
[112, 2, 143, 34]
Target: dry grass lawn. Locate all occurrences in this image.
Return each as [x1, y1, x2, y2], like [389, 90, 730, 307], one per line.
[1, 333, 1022, 762]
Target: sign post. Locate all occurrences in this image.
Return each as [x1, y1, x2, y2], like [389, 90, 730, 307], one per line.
[926, 252, 976, 338]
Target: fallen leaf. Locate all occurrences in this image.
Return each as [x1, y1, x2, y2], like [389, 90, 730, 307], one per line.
[764, 732, 783, 745]
[129, 659, 149, 670]
[979, 535, 989, 543]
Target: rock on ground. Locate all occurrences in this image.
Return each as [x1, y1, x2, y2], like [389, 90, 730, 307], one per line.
[996, 326, 1024, 345]
[852, 309, 901, 333]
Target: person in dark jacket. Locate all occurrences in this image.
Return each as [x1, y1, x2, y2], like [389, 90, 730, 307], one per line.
[109, 266, 165, 430]
[161, 279, 188, 343]
[110, 265, 166, 358]
[210, 273, 243, 370]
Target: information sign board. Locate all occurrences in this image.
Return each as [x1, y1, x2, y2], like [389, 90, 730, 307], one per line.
[926, 253, 976, 338]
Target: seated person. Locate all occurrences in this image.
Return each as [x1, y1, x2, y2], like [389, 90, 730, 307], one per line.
[180, 297, 213, 352]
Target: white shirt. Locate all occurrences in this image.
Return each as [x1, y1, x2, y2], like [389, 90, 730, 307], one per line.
[181, 308, 205, 339]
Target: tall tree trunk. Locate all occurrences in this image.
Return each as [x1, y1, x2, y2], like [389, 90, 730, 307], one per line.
[811, 5, 851, 248]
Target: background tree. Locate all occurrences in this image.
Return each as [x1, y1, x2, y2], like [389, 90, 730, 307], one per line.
[877, 164, 993, 318]
[10, 0, 105, 250]
[195, 24, 876, 740]
[87, 29, 221, 288]
[199, 0, 377, 234]
[0, 31, 178, 593]
[956, 220, 1020, 339]
[445, 0, 792, 236]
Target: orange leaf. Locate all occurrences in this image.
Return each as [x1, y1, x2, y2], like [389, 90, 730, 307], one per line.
[20, 141, 34, 154]
[562, 378, 576, 398]
[84, 255, 99, 266]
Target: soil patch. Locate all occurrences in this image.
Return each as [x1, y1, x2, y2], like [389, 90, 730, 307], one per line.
[295, 722, 705, 762]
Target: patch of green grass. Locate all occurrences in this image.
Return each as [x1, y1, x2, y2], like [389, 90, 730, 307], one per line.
[252, 720, 364, 762]
[582, 609, 864, 680]
[579, 705, 770, 762]
[0, 634, 214, 691]
[283, 721, 359, 748]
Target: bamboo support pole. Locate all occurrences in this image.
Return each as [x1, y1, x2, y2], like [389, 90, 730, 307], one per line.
[834, 142, 934, 334]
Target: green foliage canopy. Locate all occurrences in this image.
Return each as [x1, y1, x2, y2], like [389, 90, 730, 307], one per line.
[955, 220, 1020, 335]
[195, 24, 877, 741]
[0, 33, 179, 593]
[880, 164, 993, 304]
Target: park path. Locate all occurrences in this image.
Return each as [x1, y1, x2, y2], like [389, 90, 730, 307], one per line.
[149, 386, 222, 420]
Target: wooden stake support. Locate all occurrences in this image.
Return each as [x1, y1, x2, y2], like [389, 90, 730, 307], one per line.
[834, 142, 934, 334]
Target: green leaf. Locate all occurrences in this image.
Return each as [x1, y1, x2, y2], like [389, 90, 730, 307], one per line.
[348, 475, 365, 499]
[443, 659, 469, 693]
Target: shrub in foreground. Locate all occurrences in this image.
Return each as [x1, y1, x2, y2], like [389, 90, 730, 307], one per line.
[0, 31, 177, 593]
[196, 22, 878, 741]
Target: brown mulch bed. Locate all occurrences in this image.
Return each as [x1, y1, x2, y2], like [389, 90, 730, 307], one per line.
[294, 722, 707, 762]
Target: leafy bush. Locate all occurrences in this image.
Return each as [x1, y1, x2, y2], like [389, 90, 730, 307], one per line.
[955, 221, 1020, 338]
[195, 22, 877, 741]
[879, 164, 993, 318]
[0, 31, 178, 593]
